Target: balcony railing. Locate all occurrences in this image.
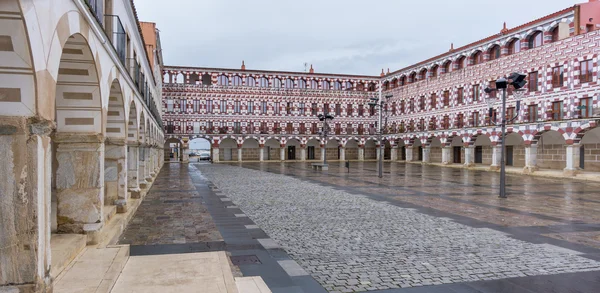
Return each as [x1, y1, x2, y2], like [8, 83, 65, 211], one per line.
[85, 0, 104, 26]
[104, 15, 126, 66]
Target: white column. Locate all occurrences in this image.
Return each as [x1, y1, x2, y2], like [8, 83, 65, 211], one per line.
[300, 146, 306, 161]
[422, 146, 431, 163]
[259, 146, 264, 161]
[358, 147, 365, 161]
[128, 144, 142, 198]
[464, 146, 475, 167]
[490, 145, 501, 170]
[523, 144, 538, 174]
[564, 144, 580, 176]
[340, 147, 346, 161]
[280, 147, 286, 161]
[212, 146, 220, 163]
[391, 146, 398, 161]
[405, 146, 414, 161]
[182, 145, 190, 163]
[376, 144, 381, 161]
[320, 146, 325, 161]
[441, 146, 452, 164]
[238, 147, 243, 162]
[104, 140, 128, 212]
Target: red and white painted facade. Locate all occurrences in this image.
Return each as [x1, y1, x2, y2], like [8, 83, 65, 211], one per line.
[163, 1, 600, 174]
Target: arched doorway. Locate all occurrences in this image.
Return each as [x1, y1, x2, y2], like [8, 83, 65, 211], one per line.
[504, 133, 525, 167]
[286, 138, 301, 160]
[52, 33, 104, 234]
[429, 137, 443, 163]
[536, 130, 566, 170]
[580, 127, 600, 171]
[189, 137, 212, 161]
[473, 135, 492, 165]
[242, 138, 260, 161]
[219, 138, 238, 161]
[364, 139, 377, 160]
[164, 138, 184, 162]
[345, 139, 359, 160]
[264, 138, 281, 161]
[306, 138, 320, 160]
[326, 138, 340, 160]
[383, 140, 392, 160]
[413, 138, 423, 161]
[449, 136, 463, 164]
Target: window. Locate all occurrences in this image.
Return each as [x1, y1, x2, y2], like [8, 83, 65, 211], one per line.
[392, 102, 396, 115]
[552, 66, 564, 88]
[430, 118, 437, 130]
[193, 100, 200, 113]
[259, 77, 268, 88]
[419, 69, 427, 80]
[552, 101, 563, 121]
[286, 123, 293, 133]
[311, 103, 317, 115]
[334, 81, 342, 90]
[180, 99, 187, 113]
[247, 76, 255, 87]
[472, 112, 479, 127]
[232, 75, 242, 86]
[345, 81, 353, 90]
[457, 56, 466, 70]
[356, 82, 365, 91]
[400, 76, 406, 86]
[456, 114, 464, 128]
[311, 123, 318, 134]
[580, 60, 593, 83]
[322, 80, 330, 90]
[506, 107, 515, 124]
[323, 103, 329, 115]
[298, 79, 306, 88]
[274, 102, 279, 114]
[167, 99, 173, 112]
[311, 80, 318, 89]
[457, 87, 464, 104]
[166, 121, 173, 133]
[220, 100, 226, 112]
[489, 109, 497, 125]
[358, 104, 364, 116]
[489, 45, 501, 61]
[300, 102, 305, 115]
[391, 79, 398, 88]
[234, 101, 240, 113]
[368, 83, 376, 91]
[443, 116, 450, 129]
[431, 93, 437, 108]
[369, 104, 375, 116]
[285, 78, 294, 89]
[419, 96, 425, 110]
[234, 122, 240, 133]
[551, 27, 559, 42]
[247, 101, 253, 114]
[335, 104, 341, 116]
[528, 104, 538, 122]
[286, 102, 292, 114]
[347, 104, 353, 116]
[261, 101, 267, 114]
[409, 72, 417, 83]
[218, 75, 228, 86]
[400, 100, 405, 113]
[273, 78, 282, 88]
[528, 31, 543, 49]
[487, 80, 497, 98]
[419, 119, 426, 131]
[580, 97, 593, 118]
[508, 39, 521, 55]
[409, 99, 415, 112]
[431, 65, 439, 78]
[471, 51, 483, 65]
[207, 99, 213, 113]
[443, 61, 451, 74]
[193, 121, 200, 134]
[472, 85, 480, 101]
[443, 91, 450, 106]
[528, 72, 538, 92]
[207, 121, 213, 133]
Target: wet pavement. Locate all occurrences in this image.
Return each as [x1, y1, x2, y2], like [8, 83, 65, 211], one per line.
[119, 162, 600, 293]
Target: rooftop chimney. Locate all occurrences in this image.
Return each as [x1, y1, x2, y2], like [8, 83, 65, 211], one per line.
[500, 22, 508, 34]
[241, 60, 246, 71]
[309, 64, 314, 74]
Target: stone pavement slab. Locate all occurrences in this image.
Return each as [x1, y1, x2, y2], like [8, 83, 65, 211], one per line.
[110, 251, 238, 293]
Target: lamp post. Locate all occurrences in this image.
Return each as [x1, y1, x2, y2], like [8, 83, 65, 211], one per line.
[484, 73, 527, 198]
[369, 89, 392, 178]
[317, 111, 334, 166]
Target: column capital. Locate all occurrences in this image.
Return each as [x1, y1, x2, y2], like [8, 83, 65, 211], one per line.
[105, 137, 127, 146]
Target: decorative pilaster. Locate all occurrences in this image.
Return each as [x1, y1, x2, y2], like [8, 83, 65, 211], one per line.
[564, 144, 580, 176]
[441, 146, 451, 164]
[391, 146, 398, 161]
[104, 138, 128, 212]
[300, 145, 306, 161]
[340, 147, 346, 161]
[280, 146, 286, 161]
[406, 146, 414, 161]
[490, 145, 502, 171]
[523, 144, 538, 174]
[259, 145, 264, 161]
[464, 146, 475, 167]
[238, 146, 243, 162]
[422, 146, 431, 163]
[358, 145, 365, 161]
[128, 143, 142, 198]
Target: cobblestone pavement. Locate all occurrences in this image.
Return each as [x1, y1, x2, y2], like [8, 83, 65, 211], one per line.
[199, 163, 600, 292]
[119, 164, 222, 245]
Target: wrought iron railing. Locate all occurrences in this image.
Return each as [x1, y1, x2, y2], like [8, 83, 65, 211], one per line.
[104, 14, 126, 65]
[85, 0, 104, 26]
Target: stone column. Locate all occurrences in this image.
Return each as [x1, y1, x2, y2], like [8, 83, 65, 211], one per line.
[259, 145, 264, 161]
[144, 146, 153, 183]
[340, 147, 346, 161]
[54, 134, 105, 236]
[148, 148, 156, 177]
[422, 146, 431, 163]
[320, 145, 326, 161]
[441, 146, 451, 165]
[490, 145, 502, 171]
[154, 146, 161, 173]
[212, 146, 220, 163]
[128, 144, 142, 198]
[358, 146, 365, 161]
[564, 144, 580, 176]
[391, 146, 398, 161]
[376, 144, 381, 161]
[464, 146, 475, 167]
[0, 118, 53, 290]
[405, 146, 414, 161]
[182, 144, 190, 163]
[523, 144, 538, 174]
[280, 146, 286, 161]
[138, 145, 149, 189]
[300, 145, 306, 161]
[104, 139, 128, 212]
[238, 146, 243, 162]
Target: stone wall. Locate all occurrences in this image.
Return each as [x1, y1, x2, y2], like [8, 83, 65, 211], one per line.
[242, 148, 260, 161]
[266, 148, 281, 160]
[506, 146, 525, 168]
[537, 144, 566, 170]
[346, 148, 358, 160]
[365, 147, 376, 160]
[431, 147, 442, 163]
[326, 148, 339, 160]
[582, 143, 600, 171]
[481, 146, 493, 165]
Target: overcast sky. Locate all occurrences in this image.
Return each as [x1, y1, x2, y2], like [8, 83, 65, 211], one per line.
[135, 0, 580, 76]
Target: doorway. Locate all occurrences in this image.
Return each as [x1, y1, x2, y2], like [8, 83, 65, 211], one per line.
[418, 146, 423, 161]
[506, 146, 514, 166]
[580, 145, 585, 169]
[401, 146, 406, 160]
[224, 149, 233, 161]
[475, 146, 483, 164]
[307, 146, 315, 160]
[287, 146, 296, 160]
[453, 147, 461, 163]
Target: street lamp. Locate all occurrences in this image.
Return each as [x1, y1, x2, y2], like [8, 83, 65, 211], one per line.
[317, 112, 335, 166]
[369, 92, 393, 178]
[484, 72, 527, 198]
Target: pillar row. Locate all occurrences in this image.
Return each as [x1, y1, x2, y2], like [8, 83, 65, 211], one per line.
[523, 144, 538, 174]
[564, 144, 580, 176]
[128, 144, 142, 198]
[405, 146, 414, 161]
[422, 146, 431, 163]
[490, 145, 502, 171]
[104, 139, 128, 212]
[441, 146, 451, 165]
[464, 146, 475, 167]
[391, 146, 398, 161]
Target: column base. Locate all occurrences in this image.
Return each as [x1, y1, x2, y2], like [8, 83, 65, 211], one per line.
[441, 162, 451, 165]
[563, 168, 578, 176]
[489, 165, 500, 171]
[464, 163, 475, 167]
[115, 199, 128, 213]
[523, 166, 538, 174]
[139, 182, 149, 190]
[83, 223, 103, 245]
[129, 188, 145, 199]
[145, 177, 154, 183]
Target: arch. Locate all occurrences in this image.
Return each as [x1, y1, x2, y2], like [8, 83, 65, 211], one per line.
[310, 79, 319, 89]
[471, 50, 483, 65]
[298, 78, 307, 89]
[138, 111, 146, 143]
[232, 75, 243, 86]
[344, 138, 359, 160]
[367, 82, 377, 91]
[264, 138, 281, 160]
[442, 60, 451, 74]
[488, 45, 501, 61]
[285, 78, 294, 89]
[322, 80, 330, 90]
[218, 74, 229, 86]
[418, 68, 428, 80]
[344, 81, 353, 90]
[399, 75, 407, 86]
[273, 77, 282, 88]
[202, 73, 212, 86]
[259, 77, 269, 87]
[241, 137, 260, 161]
[456, 56, 467, 70]
[449, 135, 463, 147]
[550, 25, 559, 42]
[390, 78, 398, 88]
[55, 33, 103, 133]
[188, 72, 200, 84]
[127, 101, 138, 143]
[165, 137, 185, 162]
[246, 76, 255, 87]
[106, 79, 126, 139]
[580, 127, 600, 171]
[528, 31, 543, 49]
[507, 38, 521, 55]
[431, 64, 439, 77]
[306, 138, 321, 147]
[286, 138, 301, 147]
[219, 137, 238, 161]
[409, 72, 417, 83]
[535, 129, 567, 170]
[333, 80, 342, 90]
[326, 138, 340, 148]
[356, 82, 365, 91]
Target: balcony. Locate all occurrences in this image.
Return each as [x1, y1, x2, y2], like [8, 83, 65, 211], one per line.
[85, 0, 104, 26]
[104, 14, 126, 66]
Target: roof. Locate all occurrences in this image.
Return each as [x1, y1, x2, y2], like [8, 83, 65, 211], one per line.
[164, 65, 380, 80]
[384, 6, 576, 78]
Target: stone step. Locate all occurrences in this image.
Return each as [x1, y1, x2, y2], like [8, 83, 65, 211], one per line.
[54, 245, 130, 293]
[235, 276, 272, 293]
[50, 234, 87, 280]
[104, 205, 117, 222]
